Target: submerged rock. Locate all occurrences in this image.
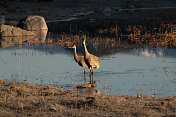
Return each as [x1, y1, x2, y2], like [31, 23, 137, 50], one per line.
[0, 36, 22, 48]
[0, 36, 33, 48]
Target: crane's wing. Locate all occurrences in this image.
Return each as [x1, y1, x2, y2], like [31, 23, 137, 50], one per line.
[79, 57, 88, 68]
[87, 55, 100, 68]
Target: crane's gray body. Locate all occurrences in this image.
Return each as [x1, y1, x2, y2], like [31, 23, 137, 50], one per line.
[72, 45, 88, 68]
[83, 39, 100, 71]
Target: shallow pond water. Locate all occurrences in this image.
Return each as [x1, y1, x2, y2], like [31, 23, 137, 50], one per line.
[1, 8, 176, 96]
[0, 42, 176, 97]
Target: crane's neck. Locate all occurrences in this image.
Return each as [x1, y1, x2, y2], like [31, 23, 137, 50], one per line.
[74, 47, 79, 62]
[83, 41, 89, 57]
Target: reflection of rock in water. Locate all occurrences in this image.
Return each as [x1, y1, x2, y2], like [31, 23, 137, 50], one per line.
[0, 36, 34, 48]
[0, 37, 22, 48]
[31, 29, 48, 43]
[35, 29, 48, 43]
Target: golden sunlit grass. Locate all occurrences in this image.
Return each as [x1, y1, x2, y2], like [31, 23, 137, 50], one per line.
[35, 23, 176, 50]
[0, 79, 176, 116]
[122, 24, 176, 47]
[11, 22, 175, 52]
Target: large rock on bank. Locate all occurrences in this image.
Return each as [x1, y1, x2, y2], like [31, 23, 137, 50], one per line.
[19, 15, 48, 31]
[18, 15, 48, 43]
[0, 15, 48, 48]
[0, 25, 35, 37]
[0, 25, 35, 48]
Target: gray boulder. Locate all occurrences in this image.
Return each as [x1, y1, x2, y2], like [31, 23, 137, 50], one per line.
[0, 24, 35, 37]
[19, 15, 48, 31]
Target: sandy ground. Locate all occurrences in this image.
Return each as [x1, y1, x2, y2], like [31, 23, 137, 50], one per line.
[0, 79, 176, 117]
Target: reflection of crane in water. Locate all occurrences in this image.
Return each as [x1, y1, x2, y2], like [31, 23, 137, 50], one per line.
[70, 45, 88, 76]
[82, 36, 100, 80]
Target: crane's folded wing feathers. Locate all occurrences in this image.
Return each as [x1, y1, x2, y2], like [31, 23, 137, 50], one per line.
[87, 55, 100, 68]
[79, 57, 88, 68]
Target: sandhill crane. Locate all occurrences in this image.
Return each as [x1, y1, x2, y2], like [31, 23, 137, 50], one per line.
[82, 36, 100, 77]
[70, 45, 88, 75]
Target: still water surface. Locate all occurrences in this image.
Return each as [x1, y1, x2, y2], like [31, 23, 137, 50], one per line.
[0, 43, 176, 97]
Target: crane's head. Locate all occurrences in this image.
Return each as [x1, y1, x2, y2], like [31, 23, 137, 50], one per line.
[82, 35, 86, 45]
[68, 45, 76, 49]
[83, 39, 85, 45]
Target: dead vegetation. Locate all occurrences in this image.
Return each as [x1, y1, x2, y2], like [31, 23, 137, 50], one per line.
[37, 23, 176, 52]
[0, 79, 176, 117]
[9, 23, 176, 55]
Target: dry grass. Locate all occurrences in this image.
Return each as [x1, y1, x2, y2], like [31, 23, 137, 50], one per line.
[9, 23, 176, 52]
[0, 79, 176, 117]
[38, 23, 176, 52]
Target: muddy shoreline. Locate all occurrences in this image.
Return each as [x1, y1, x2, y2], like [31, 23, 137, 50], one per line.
[0, 79, 176, 116]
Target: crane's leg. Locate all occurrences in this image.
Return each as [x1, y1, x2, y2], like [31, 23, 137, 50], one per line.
[92, 68, 93, 75]
[89, 68, 92, 84]
[89, 72, 91, 84]
[92, 68, 94, 83]
[89, 68, 92, 76]
[84, 68, 86, 83]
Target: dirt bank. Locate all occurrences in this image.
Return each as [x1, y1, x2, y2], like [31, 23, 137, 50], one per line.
[0, 79, 176, 117]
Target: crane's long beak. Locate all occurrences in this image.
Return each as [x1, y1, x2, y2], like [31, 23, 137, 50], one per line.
[68, 45, 75, 48]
